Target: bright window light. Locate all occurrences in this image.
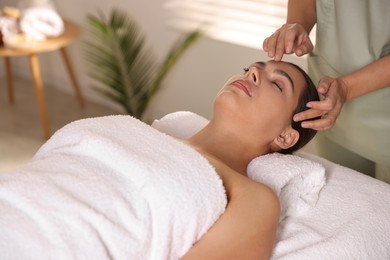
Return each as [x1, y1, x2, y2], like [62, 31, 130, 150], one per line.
[164, 0, 315, 50]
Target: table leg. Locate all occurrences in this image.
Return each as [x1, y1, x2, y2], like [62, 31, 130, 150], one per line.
[4, 57, 14, 103]
[29, 54, 50, 140]
[60, 47, 85, 107]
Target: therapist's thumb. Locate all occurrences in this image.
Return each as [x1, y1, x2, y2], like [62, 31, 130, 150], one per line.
[317, 77, 334, 94]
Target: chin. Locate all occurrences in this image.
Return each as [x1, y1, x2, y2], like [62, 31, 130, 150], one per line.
[214, 92, 244, 114]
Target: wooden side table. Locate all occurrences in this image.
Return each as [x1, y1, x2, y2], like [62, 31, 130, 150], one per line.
[0, 20, 85, 139]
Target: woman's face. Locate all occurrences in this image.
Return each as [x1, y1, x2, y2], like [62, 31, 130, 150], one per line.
[213, 60, 307, 145]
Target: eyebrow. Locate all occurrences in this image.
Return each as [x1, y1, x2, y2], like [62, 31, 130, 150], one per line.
[255, 61, 295, 92]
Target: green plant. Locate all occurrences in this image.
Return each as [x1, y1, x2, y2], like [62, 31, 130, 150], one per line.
[85, 9, 202, 119]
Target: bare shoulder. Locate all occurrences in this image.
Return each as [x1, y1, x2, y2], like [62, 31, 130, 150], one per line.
[203, 151, 280, 211]
[212, 157, 280, 217]
[247, 178, 279, 204]
[210, 164, 281, 258]
[234, 175, 280, 215]
[182, 151, 280, 259]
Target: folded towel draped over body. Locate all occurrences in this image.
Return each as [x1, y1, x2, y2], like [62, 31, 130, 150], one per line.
[0, 115, 227, 259]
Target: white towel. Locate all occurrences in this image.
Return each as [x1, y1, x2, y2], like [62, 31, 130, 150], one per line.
[152, 110, 208, 139]
[0, 16, 19, 39]
[270, 153, 390, 260]
[247, 153, 326, 221]
[0, 115, 227, 259]
[20, 7, 64, 41]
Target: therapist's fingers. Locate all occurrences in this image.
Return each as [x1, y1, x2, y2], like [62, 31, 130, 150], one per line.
[293, 106, 323, 122]
[283, 27, 303, 55]
[301, 117, 336, 131]
[284, 25, 313, 57]
[294, 97, 334, 121]
[317, 77, 348, 115]
[263, 32, 279, 58]
[274, 24, 303, 61]
[293, 107, 338, 131]
[263, 24, 298, 61]
[264, 31, 287, 61]
[274, 31, 288, 61]
[294, 98, 339, 131]
[317, 77, 334, 95]
[263, 23, 312, 61]
[303, 107, 340, 131]
[293, 76, 348, 131]
[294, 35, 314, 57]
[310, 96, 336, 111]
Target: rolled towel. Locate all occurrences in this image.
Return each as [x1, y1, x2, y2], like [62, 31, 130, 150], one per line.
[248, 153, 326, 221]
[0, 16, 19, 39]
[20, 7, 64, 41]
[152, 111, 208, 139]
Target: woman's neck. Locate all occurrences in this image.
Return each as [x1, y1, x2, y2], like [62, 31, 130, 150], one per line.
[184, 123, 269, 175]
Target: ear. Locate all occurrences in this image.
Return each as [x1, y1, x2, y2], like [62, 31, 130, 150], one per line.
[273, 126, 300, 150]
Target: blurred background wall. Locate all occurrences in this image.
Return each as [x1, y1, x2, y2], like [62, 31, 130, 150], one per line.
[0, 0, 307, 122]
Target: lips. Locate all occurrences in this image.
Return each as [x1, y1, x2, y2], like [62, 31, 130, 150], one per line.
[232, 80, 252, 97]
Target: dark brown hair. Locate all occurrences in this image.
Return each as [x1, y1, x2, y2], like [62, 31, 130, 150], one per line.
[280, 62, 320, 154]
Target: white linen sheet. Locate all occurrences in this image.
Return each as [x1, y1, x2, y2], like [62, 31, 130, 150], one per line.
[271, 152, 390, 260]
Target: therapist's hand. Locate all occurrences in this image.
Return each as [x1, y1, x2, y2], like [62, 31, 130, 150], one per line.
[263, 23, 313, 61]
[293, 76, 349, 131]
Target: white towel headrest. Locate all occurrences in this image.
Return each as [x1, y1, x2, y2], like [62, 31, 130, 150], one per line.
[248, 153, 326, 220]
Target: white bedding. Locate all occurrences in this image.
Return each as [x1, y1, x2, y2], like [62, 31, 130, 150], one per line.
[273, 152, 390, 259]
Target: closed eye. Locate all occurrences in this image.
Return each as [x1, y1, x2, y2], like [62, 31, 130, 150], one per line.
[273, 81, 282, 92]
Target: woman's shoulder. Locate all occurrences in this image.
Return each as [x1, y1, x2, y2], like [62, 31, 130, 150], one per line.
[209, 155, 280, 209]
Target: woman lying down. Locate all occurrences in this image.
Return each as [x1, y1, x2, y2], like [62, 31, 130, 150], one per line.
[0, 60, 319, 259]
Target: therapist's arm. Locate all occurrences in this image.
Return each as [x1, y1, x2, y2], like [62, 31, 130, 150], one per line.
[339, 54, 390, 100]
[286, 0, 317, 32]
[263, 0, 317, 61]
[294, 55, 390, 131]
